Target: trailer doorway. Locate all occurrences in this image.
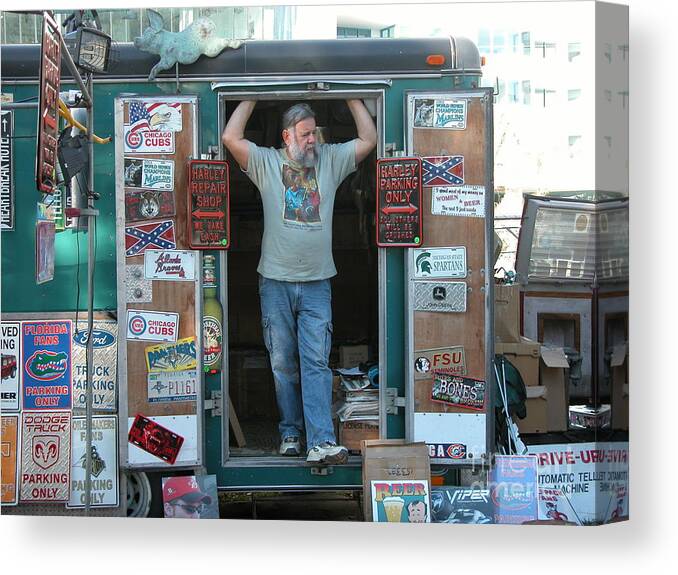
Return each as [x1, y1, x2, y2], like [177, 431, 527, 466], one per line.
[217, 92, 383, 463]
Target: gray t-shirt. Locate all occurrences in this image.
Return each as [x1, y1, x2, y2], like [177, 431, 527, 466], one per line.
[245, 140, 356, 281]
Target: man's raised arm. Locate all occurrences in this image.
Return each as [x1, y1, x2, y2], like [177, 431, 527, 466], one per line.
[346, 99, 377, 164]
[222, 100, 257, 171]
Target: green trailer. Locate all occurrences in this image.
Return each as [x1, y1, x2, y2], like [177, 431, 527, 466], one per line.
[1, 34, 494, 516]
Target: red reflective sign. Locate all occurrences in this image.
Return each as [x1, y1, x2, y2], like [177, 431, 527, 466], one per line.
[36, 12, 61, 194]
[188, 160, 230, 249]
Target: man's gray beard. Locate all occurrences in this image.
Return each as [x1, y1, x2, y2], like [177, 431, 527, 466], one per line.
[288, 138, 316, 168]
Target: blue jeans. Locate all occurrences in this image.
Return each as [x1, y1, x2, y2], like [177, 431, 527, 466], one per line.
[259, 275, 336, 449]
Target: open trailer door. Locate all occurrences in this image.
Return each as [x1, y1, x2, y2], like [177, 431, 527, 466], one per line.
[404, 89, 494, 466]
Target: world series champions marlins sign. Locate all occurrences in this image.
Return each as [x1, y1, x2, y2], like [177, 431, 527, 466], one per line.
[376, 157, 422, 247]
[36, 11, 61, 194]
[188, 160, 230, 249]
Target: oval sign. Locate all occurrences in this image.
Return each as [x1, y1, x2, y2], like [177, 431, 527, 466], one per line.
[72, 329, 116, 349]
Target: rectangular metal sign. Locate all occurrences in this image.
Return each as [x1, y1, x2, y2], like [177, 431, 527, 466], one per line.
[431, 374, 485, 411]
[1, 110, 14, 229]
[1, 414, 20, 505]
[125, 219, 176, 257]
[144, 249, 196, 281]
[413, 280, 467, 313]
[128, 413, 184, 464]
[1, 321, 21, 411]
[36, 219, 56, 284]
[125, 264, 153, 303]
[36, 11, 61, 193]
[125, 190, 176, 222]
[489, 455, 539, 524]
[188, 160, 230, 249]
[412, 247, 467, 279]
[431, 487, 494, 524]
[127, 310, 179, 343]
[147, 370, 198, 403]
[124, 157, 175, 191]
[123, 128, 175, 154]
[413, 346, 467, 379]
[68, 416, 119, 508]
[371, 479, 431, 523]
[145, 337, 197, 372]
[413, 412, 486, 462]
[72, 320, 117, 412]
[431, 185, 486, 218]
[376, 157, 422, 247]
[20, 411, 71, 502]
[22, 320, 72, 410]
[432, 99, 468, 129]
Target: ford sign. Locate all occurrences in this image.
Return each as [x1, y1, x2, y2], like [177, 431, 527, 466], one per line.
[73, 329, 116, 348]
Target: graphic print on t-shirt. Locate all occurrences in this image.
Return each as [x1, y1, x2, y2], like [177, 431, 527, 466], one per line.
[282, 164, 321, 224]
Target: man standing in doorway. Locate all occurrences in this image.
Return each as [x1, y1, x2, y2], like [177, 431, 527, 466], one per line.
[222, 100, 376, 464]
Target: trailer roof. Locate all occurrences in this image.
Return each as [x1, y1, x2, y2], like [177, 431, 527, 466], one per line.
[0, 36, 480, 81]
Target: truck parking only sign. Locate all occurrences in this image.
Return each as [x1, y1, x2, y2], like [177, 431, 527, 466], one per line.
[22, 320, 72, 410]
[72, 321, 117, 412]
[21, 411, 71, 502]
[376, 157, 422, 247]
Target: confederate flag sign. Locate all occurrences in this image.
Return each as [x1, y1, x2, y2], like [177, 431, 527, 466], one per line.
[421, 156, 464, 186]
[125, 219, 176, 257]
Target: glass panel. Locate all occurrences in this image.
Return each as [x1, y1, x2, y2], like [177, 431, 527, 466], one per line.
[527, 207, 628, 282]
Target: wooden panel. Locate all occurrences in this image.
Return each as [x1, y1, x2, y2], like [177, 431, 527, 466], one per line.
[412, 98, 487, 414]
[123, 101, 197, 418]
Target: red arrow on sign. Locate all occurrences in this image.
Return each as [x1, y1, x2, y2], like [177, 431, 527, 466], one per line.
[381, 204, 418, 215]
[192, 209, 225, 219]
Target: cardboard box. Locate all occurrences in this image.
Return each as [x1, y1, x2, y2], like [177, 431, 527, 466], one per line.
[517, 386, 548, 433]
[494, 284, 521, 343]
[361, 440, 431, 522]
[495, 337, 540, 387]
[540, 347, 569, 432]
[339, 344, 369, 368]
[610, 344, 628, 430]
[339, 420, 379, 453]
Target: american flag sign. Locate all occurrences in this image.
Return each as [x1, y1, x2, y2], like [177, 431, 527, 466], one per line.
[129, 101, 182, 134]
[125, 219, 176, 257]
[421, 156, 464, 186]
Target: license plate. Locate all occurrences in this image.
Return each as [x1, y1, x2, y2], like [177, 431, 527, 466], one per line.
[128, 414, 184, 464]
[431, 374, 485, 410]
[413, 281, 467, 312]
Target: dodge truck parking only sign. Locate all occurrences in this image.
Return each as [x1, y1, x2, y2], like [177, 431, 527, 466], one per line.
[376, 157, 422, 247]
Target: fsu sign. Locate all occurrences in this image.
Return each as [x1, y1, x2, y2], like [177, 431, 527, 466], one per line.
[36, 12, 61, 194]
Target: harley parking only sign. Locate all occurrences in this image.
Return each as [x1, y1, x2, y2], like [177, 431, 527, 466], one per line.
[376, 157, 422, 247]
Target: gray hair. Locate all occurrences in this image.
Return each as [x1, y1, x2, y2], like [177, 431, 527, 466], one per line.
[282, 103, 315, 131]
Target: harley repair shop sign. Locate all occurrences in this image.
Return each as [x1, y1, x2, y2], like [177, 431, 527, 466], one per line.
[22, 320, 72, 410]
[188, 160, 230, 249]
[527, 441, 629, 524]
[20, 411, 71, 502]
[376, 157, 422, 247]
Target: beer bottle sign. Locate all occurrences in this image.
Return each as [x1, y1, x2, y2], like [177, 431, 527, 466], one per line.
[202, 255, 223, 373]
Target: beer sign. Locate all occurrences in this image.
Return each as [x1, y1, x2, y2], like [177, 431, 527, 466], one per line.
[36, 11, 61, 194]
[376, 157, 422, 247]
[188, 160, 230, 249]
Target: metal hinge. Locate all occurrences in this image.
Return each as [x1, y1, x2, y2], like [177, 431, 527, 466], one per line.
[385, 387, 406, 415]
[308, 81, 330, 91]
[310, 465, 334, 476]
[204, 390, 222, 417]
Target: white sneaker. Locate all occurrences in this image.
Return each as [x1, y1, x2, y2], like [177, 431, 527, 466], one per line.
[306, 441, 348, 465]
[279, 436, 301, 456]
